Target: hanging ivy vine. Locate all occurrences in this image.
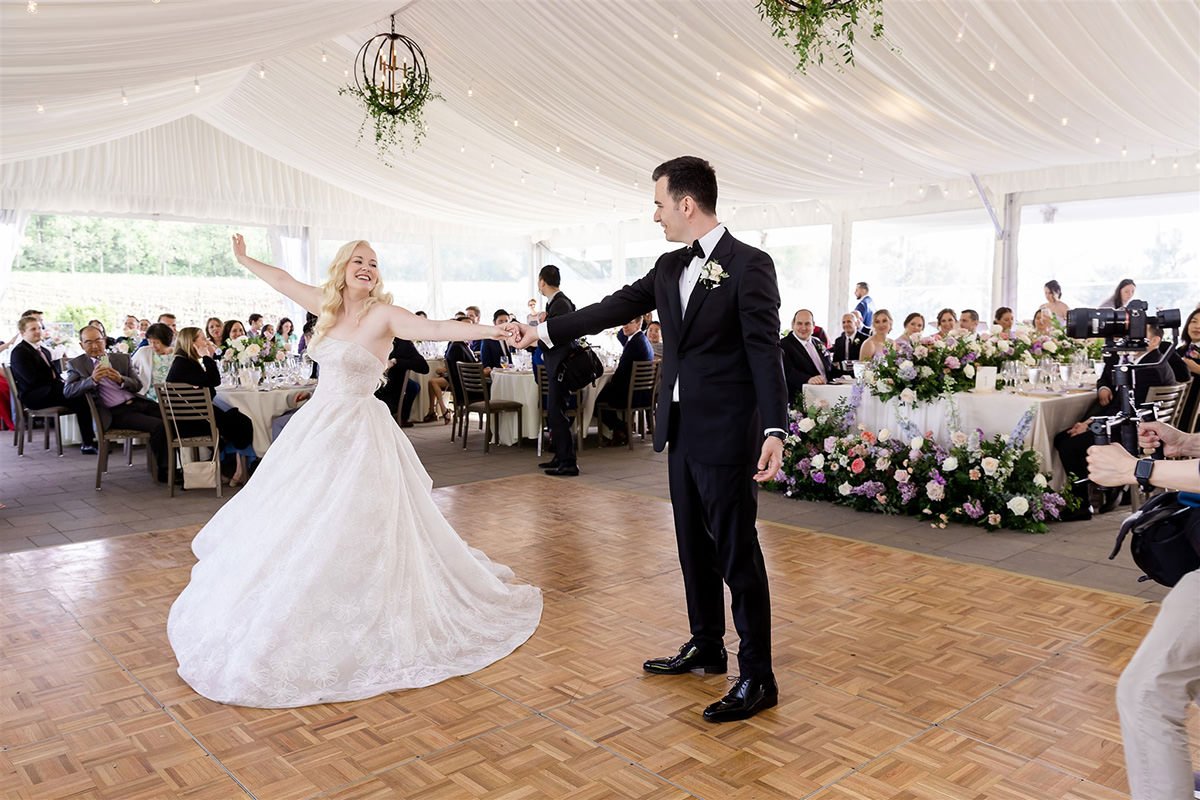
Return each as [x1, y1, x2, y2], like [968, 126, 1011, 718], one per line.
[756, 0, 886, 72]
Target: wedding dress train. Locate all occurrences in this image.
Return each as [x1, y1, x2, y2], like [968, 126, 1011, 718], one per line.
[168, 336, 542, 707]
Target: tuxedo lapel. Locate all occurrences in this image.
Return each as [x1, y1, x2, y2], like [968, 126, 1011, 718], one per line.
[679, 231, 733, 342]
[662, 247, 688, 333]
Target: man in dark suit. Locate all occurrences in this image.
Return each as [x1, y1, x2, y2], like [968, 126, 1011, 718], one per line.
[445, 317, 482, 409]
[64, 325, 167, 475]
[536, 264, 579, 476]
[780, 309, 833, 404]
[1055, 321, 1177, 518]
[9, 315, 97, 452]
[513, 156, 787, 723]
[830, 312, 868, 377]
[596, 316, 655, 446]
[480, 309, 516, 371]
[375, 338, 430, 428]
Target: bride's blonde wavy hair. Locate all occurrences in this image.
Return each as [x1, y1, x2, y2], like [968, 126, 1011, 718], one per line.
[312, 240, 394, 343]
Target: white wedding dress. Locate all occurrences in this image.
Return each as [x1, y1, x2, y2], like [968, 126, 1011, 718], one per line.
[167, 337, 542, 708]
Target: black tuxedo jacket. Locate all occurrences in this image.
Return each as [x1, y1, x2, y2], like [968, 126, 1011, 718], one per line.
[385, 338, 429, 382]
[780, 333, 833, 402]
[545, 230, 787, 464]
[9, 339, 62, 408]
[830, 331, 867, 365]
[445, 340, 478, 401]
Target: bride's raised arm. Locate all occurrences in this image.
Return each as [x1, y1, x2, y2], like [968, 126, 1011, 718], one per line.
[231, 233, 322, 314]
[383, 305, 512, 344]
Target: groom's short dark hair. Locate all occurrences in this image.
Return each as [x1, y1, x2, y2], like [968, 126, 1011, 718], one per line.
[652, 156, 717, 215]
[539, 265, 561, 288]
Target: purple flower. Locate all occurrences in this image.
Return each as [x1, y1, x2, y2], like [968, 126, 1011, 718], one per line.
[961, 499, 985, 519]
[851, 480, 886, 497]
[944, 356, 961, 370]
[899, 482, 917, 504]
[812, 471, 826, 484]
[824, 436, 838, 454]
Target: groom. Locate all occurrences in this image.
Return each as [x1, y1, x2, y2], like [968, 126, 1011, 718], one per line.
[512, 156, 787, 722]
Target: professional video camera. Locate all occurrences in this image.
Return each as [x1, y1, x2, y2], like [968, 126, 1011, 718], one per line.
[1065, 300, 1181, 454]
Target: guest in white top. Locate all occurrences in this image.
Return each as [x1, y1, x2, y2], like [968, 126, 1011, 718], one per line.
[130, 322, 175, 402]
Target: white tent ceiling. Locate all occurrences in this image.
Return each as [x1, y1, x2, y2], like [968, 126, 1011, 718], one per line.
[2, 0, 1197, 236]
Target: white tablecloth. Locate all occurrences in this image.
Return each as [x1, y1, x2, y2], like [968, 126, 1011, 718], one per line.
[216, 385, 309, 456]
[489, 369, 615, 446]
[802, 384, 1096, 488]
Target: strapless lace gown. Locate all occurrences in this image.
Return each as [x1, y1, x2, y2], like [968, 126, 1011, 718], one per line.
[167, 337, 542, 707]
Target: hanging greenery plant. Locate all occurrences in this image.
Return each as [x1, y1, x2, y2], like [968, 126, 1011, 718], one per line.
[756, 0, 886, 72]
[338, 14, 441, 163]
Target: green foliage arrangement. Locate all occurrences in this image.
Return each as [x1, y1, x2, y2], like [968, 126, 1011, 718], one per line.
[756, 0, 885, 72]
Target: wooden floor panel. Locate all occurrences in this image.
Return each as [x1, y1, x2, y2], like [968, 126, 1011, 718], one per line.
[2, 475, 1196, 799]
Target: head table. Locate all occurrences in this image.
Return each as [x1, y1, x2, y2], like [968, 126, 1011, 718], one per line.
[801, 383, 1097, 489]
[488, 368, 616, 447]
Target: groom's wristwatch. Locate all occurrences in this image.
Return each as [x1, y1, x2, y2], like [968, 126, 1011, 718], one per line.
[765, 431, 786, 442]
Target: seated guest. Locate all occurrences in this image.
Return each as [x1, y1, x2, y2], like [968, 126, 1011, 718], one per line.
[131, 323, 175, 402]
[120, 315, 140, 342]
[993, 306, 1014, 335]
[87, 319, 116, 348]
[297, 313, 316, 354]
[646, 320, 663, 359]
[1174, 307, 1200, 432]
[480, 309, 515, 369]
[781, 309, 833, 404]
[465, 306, 482, 353]
[811, 322, 830, 348]
[959, 308, 980, 334]
[596, 317, 654, 445]
[900, 312, 925, 340]
[9, 315, 97, 452]
[157, 313, 177, 334]
[247, 313, 264, 336]
[276, 317, 298, 352]
[445, 317, 482, 403]
[64, 325, 168, 480]
[1032, 308, 1054, 335]
[0, 334, 14, 430]
[270, 390, 312, 441]
[830, 313, 868, 377]
[935, 308, 957, 336]
[1054, 321, 1176, 517]
[376, 337, 429, 428]
[205, 317, 224, 348]
[858, 309, 894, 362]
[219, 319, 246, 355]
[166, 327, 255, 486]
[137, 318, 151, 339]
[261, 323, 275, 342]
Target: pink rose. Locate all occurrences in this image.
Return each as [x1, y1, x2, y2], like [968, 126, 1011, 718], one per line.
[851, 458, 865, 474]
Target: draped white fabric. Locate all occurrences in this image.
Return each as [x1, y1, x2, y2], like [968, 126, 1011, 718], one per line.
[1, 0, 1197, 233]
[0, 210, 30, 295]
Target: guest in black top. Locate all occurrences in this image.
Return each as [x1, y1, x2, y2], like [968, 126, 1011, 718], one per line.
[8, 314, 96, 450]
[830, 312, 868, 377]
[375, 338, 429, 427]
[165, 327, 255, 485]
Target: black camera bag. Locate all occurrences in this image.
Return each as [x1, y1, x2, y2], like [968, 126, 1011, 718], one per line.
[1109, 492, 1200, 587]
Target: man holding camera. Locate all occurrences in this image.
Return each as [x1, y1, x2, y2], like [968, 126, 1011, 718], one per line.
[1055, 321, 1176, 518]
[1088, 423, 1200, 800]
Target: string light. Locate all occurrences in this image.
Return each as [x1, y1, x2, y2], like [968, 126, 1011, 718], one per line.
[672, 28, 678, 40]
[756, 96, 762, 113]
[35, 102, 44, 113]
[467, 86, 473, 98]
[1094, 134, 1101, 145]
[955, 13, 966, 43]
[1027, 91, 1035, 103]
[321, 50, 328, 63]
[259, 65, 266, 79]
[1060, 116, 1068, 126]
[343, 69, 349, 78]
[194, 77, 200, 93]
[594, 165, 600, 173]
[987, 56, 996, 71]
[888, 177, 895, 189]
[490, 157, 495, 169]
[520, 173, 526, 185]
[553, 183, 558, 195]
[1150, 153, 1157, 165]
[26, 0, 37, 13]
[1172, 159, 1179, 170]
[715, 70, 721, 80]
[1121, 144, 1127, 157]
[554, 143, 560, 153]
[512, 119, 518, 128]
[858, 161, 864, 177]
[459, 144, 465, 153]
[121, 89, 128, 106]
[826, 149, 833, 163]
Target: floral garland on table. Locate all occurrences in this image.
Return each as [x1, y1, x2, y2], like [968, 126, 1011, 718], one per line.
[221, 335, 285, 368]
[770, 397, 1077, 534]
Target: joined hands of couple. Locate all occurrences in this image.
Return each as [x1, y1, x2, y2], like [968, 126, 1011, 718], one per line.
[496, 321, 539, 349]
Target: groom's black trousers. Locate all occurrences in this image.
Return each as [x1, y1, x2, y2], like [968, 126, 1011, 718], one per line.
[666, 403, 773, 678]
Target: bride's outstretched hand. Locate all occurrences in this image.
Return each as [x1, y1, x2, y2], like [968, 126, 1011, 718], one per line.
[489, 323, 516, 341]
[508, 321, 539, 349]
[231, 233, 247, 263]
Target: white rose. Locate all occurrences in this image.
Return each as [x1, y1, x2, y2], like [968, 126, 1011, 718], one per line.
[838, 482, 852, 496]
[1033, 473, 1048, 488]
[878, 428, 891, 442]
[245, 343, 262, 358]
[942, 456, 958, 472]
[797, 417, 816, 433]
[911, 436, 924, 450]
[913, 346, 928, 359]
[894, 469, 910, 483]
[1007, 496, 1029, 515]
[863, 369, 876, 384]
[900, 360, 914, 371]
[899, 388, 916, 405]
[964, 364, 975, 378]
[875, 456, 891, 470]
[919, 366, 934, 378]
[810, 454, 825, 470]
[1043, 340, 1058, 353]
[981, 457, 1000, 476]
[951, 431, 968, 446]
[926, 480, 945, 501]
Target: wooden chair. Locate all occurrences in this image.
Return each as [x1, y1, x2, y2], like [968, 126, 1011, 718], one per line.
[83, 392, 142, 490]
[1130, 382, 1190, 511]
[156, 382, 221, 498]
[535, 364, 582, 457]
[595, 360, 659, 449]
[3, 364, 68, 457]
[455, 362, 522, 453]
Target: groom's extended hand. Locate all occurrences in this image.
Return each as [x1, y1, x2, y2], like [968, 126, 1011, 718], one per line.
[508, 321, 540, 349]
[753, 437, 784, 483]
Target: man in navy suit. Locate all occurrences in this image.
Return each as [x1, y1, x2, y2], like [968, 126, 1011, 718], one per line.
[596, 316, 654, 446]
[9, 315, 97, 452]
[480, 309, 515, 370]
[512, 156, 787, 723]
[780, 309, 833, 404]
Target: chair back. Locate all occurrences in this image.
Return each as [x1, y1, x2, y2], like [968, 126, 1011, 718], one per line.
[3, 364, 25, 411]
[157, 383, 219, 445]
[83, 391, 106, 437]
[456, 361, 489, 402]
[1145, 383, 1188, 426]
[626, 360, 658, 407]
[536, 363, 550, 409]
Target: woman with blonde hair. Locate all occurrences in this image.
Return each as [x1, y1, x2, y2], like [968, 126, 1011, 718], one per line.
[858, 309, 893, 361]
[166, 327, 256, 486]
[168, 236, 541, 709]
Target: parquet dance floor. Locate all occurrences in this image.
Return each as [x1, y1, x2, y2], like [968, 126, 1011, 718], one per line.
[2, 476, 1196, 799]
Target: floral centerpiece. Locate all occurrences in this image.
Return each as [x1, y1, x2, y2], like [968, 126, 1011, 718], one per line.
[108, 338, 137, 355]
[770, 397, 1076, 533]
[222, 335, 285, 368]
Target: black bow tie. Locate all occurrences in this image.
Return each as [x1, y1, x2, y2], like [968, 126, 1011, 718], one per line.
[686, 240, 705, 261]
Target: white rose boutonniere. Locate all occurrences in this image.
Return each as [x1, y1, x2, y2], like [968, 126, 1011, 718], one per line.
[699, 259, 730, 290]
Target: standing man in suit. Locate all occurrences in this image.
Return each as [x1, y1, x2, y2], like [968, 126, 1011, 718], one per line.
[64, 325, 168, 476]
[375, 338, 429, 428]
[512, 156, 787, 722]
[9, 315, 97, 453]
[536, 264, 579, 477]
[480, 309, 516, 370]
[853, 281, 874, 331]
[830, 312, 868, 377]
[780, 309, 833, 403]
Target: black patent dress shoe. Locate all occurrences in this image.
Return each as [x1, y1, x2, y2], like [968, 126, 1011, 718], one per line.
[80, 444, 98, 455]
[643, 641, 727, 675]
[537, 459, 560, 469]
[544, 464, 579, 476]
[702, 675, 778, 723]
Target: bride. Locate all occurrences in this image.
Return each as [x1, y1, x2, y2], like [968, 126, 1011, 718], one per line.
[167, 235, 543, 708]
